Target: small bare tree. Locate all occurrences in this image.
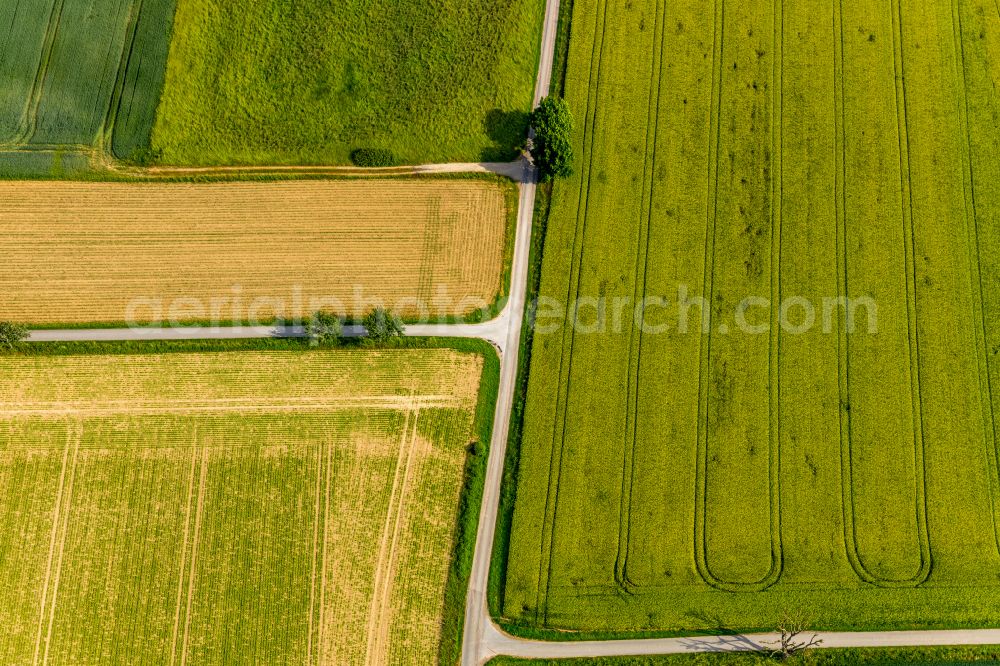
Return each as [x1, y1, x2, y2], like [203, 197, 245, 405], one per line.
[767, 613, 822, 661]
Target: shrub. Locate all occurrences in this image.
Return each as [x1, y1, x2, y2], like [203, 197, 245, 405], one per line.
[350, 148, 399, 167]
[305, 311, 343, 346]
[0, 322, 28, 351]
[362, 308, 405, 342]
[529, 96, 575, 181]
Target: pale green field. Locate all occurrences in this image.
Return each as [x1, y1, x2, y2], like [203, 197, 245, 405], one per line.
[0, 348, 485, 665]
[501, 0, 1000, 636]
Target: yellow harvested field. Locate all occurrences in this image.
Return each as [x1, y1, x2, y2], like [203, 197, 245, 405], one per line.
[0, 180, 508, 325]
[0, 349, 485, 665]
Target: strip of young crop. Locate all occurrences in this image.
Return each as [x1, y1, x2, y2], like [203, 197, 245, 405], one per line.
[611, 0, 669, 595]
[616, 0, 716, 591]
[0, 430, 66, 664]
[29, 0, 134, 146]
[535, 0, 662, 619]
[0, 0, 56, 143]
[694, 0, 782, 592]
[108, 0, 178, 161]
[896, 0, 1000, 582]
[771, 0, 849, 584]
[515, 0, 610, 624]
[957, 0, 1000, 560]
[835, 0, 930, 587]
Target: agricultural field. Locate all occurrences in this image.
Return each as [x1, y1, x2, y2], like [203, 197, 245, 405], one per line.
[0, 345, 492, 665]
[150, 0, 546, 166]
[0, 0, 176, 167]
[0, 179, 511, 326]
[502, 0, 1000, 636]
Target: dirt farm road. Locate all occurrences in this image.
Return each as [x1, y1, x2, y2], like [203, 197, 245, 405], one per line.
[25, 0, 1000, 662]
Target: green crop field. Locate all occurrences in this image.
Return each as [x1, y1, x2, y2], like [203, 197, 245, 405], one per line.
[150, 0, 546, 166]
[0, 346, 492, 665]
[502, 0, 1000, 637]
[0, 0, 176, 166]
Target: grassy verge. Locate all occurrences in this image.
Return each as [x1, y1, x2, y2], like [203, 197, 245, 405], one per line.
[486, 646, 1000, 664]
[440, 338, 502, 666]
[488, 182, 552, 623]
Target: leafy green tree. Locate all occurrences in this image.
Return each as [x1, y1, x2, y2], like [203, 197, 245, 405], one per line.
[362, 308, 405, 342]
[529, 96, 575, 181]
[305, 311, 343, 346]
[0, 322, 28, 351]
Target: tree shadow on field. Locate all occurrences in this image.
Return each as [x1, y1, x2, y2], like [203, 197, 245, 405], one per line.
[481, 108, 530, 162]
[676, 609, 766, 654]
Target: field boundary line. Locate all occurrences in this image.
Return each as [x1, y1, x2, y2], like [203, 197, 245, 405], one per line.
[169, 442, 200, 666]
[0, 397, 466, 419]
[31, 420, 76, 666]
[615, 0, 668, 594]
[364, 403, 416, 666]
[535, 0, 610, 623]
[950, 0, 1000, 558]
[40, 419, 80, 666]
[179, 447, 209, 666]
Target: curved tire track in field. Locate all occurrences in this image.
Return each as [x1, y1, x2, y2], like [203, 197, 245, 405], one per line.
[693, 0, 784, 594]
[614, 0, 669, 595]
[833, 0, 931, 588]
[101, 0, 145, 152]
[14, 0, 63, 146]
[950, 0, 1000, 560]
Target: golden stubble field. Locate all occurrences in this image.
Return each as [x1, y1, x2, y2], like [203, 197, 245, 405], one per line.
[0, 180, 508, 325]
[0, 349, 484, 665]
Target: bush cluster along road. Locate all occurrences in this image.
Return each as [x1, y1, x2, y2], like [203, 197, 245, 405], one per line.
[22, 0, 1000, 664]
